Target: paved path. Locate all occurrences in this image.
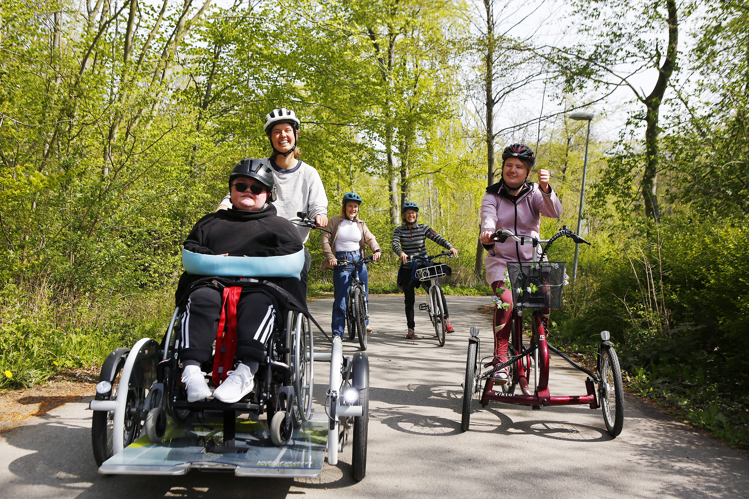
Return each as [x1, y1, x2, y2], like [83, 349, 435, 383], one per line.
[1, 295, 748, 498]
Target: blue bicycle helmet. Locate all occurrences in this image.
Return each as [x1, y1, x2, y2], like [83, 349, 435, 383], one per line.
[342, 192, 362, 204]
[401, 202, 419, 213]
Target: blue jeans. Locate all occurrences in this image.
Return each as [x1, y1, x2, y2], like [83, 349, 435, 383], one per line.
[331, 250, 369, 338]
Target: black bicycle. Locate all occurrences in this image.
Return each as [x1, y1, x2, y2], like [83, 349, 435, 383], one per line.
[338, 256, 374, 351]
[409, 251, 453, 347]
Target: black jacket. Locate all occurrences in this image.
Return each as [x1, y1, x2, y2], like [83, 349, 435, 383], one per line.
[175, 204, 306, 309]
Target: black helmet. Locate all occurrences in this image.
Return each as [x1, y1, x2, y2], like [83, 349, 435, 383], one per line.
[342, 192, 362, 204]
[502, 143, 536, 166]
[401, 201, 419, 214]
[230, 158, 276, 201]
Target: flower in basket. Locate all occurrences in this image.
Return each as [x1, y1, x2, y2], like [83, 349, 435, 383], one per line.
[553, 262, 560, 269]
[563, 272, 569, 286]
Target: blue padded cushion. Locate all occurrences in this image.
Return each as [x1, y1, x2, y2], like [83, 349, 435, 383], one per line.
[182, 248, 304, 279]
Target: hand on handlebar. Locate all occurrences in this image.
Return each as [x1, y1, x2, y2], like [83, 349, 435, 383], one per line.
[449, 247, 458, 258]
[372, 251, 382, 262]
[400, 253, 409, 265]
[315, 214, 328, 228]
[328, 257, 338, 266]
[480, 230, 494, 245]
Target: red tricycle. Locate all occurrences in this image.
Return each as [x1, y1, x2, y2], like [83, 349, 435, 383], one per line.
[461, 226, 624, 437]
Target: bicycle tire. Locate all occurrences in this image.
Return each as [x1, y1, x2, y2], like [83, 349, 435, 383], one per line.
[433, 286, 446, 347]
[346, 291, 356, 340]
[461, 340, 478, 431]
[352, 286, 367, 351]
[600, 345, 624, 437]
[293, 313, 314, 423]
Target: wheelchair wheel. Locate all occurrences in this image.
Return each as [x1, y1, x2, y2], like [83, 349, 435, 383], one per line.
[352, 385, 369, 481]
[352, 287, 367, 351]
[432, 287, 446, 347]
[145, 407, 167, 443]
[600, 345, 624, 437]
[292, 312, 313, 423]
[461, 339, 478, 432]
[270, 410, 294, 446]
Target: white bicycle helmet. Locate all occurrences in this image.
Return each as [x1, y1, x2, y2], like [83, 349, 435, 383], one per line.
[264, 108, 300, 134]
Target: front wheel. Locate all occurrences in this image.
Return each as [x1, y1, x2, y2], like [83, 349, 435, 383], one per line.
[270, 410, 293, 446]
[352, 286, 367, 351]
[432, 286, 446, 347]
[352, 386, 369, 481]
[293, 313, 314, 423]
[600, 345, 624, 437]
[461, 340, 479, 432]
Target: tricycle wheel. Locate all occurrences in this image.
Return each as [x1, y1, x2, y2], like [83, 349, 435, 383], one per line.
[270, 410, 293, 446]
[461, 340, 478, 432]
[600, 345, 624, 437]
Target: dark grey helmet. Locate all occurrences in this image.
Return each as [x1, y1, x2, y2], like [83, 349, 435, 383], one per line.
[230, 158, 276, 201]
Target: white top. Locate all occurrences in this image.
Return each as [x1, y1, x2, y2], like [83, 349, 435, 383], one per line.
[334, 219, 361, 252]
[219, 159, 328, 243]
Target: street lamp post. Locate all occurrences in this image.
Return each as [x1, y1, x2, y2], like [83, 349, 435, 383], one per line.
[569, 111, 594, 281]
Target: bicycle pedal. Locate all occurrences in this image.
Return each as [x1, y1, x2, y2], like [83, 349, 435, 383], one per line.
[418, 303, 429, 310]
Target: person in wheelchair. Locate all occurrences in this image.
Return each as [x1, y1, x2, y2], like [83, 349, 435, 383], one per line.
[175, 158, 305, 404]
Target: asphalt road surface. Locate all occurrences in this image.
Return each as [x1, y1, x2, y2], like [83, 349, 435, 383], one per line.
[1, 295, 748, 498]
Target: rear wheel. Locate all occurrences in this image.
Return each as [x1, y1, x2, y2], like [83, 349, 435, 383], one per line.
[433, 287, 446, 347]
[352, 287, 367, 351]
[352, 386, 369, 481]
[461, 340, 478, 432]
[503, 343, 518, 395]
[293, 313, 314, 423]
[600, 346, 624, 437]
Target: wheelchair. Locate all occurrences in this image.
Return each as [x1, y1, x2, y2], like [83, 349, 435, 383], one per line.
[90, 247, 369, 481]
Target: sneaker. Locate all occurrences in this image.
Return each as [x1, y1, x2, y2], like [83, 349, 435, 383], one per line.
[445, 318, 454, 333]
[213, 363, 254, 403]
[181, 365, 212, 402]
[492, 357, 509, 385]
[405, 328, 415, 339]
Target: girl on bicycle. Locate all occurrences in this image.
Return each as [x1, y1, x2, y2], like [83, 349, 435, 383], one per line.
[479, 144, 562, 383]
[322, 193, 382, 338]
[392, 202, 458, 339]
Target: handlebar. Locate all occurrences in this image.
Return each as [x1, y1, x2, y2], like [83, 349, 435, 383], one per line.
[291, 211, 332, 234]
[489, 225, 590, 262]
[407, 251, 454, 264]
[336, 256, 375, 267]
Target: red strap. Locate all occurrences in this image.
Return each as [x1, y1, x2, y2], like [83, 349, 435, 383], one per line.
[212, 287, 242, 386]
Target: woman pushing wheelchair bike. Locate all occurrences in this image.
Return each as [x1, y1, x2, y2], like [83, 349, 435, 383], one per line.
[479, 143, 562, 384]
[321, 193, 381, 339]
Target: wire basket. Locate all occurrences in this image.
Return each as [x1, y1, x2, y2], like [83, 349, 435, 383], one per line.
[506, 261, 566, 309]
[414, 263, 451, 282]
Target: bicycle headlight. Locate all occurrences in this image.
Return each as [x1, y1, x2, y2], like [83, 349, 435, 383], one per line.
[600, 330, 610, 341]
[342, 387, 359, 404]
[95, 381, 112, 396]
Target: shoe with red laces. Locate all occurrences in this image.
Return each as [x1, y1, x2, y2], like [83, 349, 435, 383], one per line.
[405, 328, 415, 339]
[445, 318, 454, 333]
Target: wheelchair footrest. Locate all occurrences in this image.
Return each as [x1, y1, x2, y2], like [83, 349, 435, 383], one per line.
[172, 399, 260, 414]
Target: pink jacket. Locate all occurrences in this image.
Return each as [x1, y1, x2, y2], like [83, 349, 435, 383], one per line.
[480, 181, 563, 285]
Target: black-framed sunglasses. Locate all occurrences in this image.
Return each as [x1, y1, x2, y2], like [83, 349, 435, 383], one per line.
[233, 182, 267, 195]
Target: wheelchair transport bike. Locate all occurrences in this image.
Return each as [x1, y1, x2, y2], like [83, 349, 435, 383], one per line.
[409, 251, 454, 347]
[337, 256, 374, 351]
[461, 226, 624, 438]
[89, 213, 370, 480]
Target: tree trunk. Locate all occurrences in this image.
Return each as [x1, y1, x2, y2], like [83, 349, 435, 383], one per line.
[641, 0, 678, 223]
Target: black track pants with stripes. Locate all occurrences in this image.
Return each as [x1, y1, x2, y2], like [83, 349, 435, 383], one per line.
[180, 286, 277, 366]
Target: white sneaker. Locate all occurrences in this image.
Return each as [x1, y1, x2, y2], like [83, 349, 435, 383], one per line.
[213, 363, 254, 403]
[181, 365, 212, 402]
